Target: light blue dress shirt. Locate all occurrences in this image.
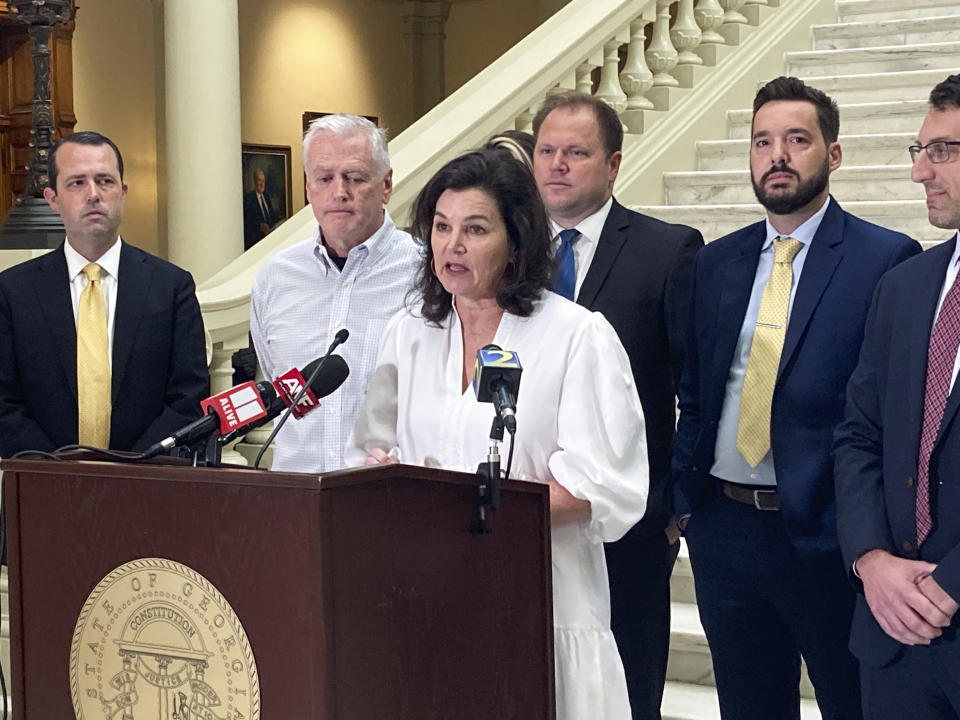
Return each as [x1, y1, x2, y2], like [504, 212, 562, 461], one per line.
[710, 197, 832, 486]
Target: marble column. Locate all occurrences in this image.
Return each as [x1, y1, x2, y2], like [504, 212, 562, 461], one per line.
[164, 0, 244, 283]
[403, 1, 452, 117]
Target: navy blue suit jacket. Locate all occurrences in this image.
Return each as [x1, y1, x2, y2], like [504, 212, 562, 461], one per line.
[835, 236, 960, 665]
[673, 198, 920, 555]
[0, 241, 210, 455]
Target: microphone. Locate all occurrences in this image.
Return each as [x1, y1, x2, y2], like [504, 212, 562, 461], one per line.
[473, 344, 522, 435]
[143, 354, 349, 459]
[224, 354, 349, 442]
[253, 328, 350, 469]
[142, 380, 278, 458]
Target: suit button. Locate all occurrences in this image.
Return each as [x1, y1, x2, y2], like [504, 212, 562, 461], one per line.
[906, 476, 914, 488]
[902, 541, 914, 553]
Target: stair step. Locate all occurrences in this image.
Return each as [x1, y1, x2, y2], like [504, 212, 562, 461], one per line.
[837, 0, 960, 23]
[800, 68, 946, 105]
[668, 601, 715, 686]
[813, 15, 960, 51]
[635, 202, 947, 246]
[697, 132, 914, 171]
[786, 41, 960, 77]
[661, 681, 823, 720]
[671, 537, 696, 604]
[668, 599, 816, 699]
[664, 165, 915, 205]
[727, 100, 928, 138]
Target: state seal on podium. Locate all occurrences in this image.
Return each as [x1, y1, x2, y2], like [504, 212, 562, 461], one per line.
[69, 558, 260, 720]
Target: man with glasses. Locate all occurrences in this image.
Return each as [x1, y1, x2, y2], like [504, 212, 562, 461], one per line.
[835, 73, 960, 719]
[672, 76, 920, 719]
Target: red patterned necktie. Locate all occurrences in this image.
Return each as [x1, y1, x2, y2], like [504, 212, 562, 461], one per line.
[917, 266, 960, 545]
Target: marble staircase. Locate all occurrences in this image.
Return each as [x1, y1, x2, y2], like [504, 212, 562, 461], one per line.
[639, 1, 960, 252]
[648, 1, 960, 718]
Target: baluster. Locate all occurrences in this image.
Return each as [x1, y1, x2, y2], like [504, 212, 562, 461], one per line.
[595, 39, 627, 112]
[719, 0, 748, 25]
[619, 18, 655, 110]
[209, 341, 247, 466]
[646, 0, 679, 88]
[515, 103, 539, 134]
[672, 0, 703, 66]
[576, 60, 598, 95]
[553, 70, 577, 95]
[695, 0, 726, 47]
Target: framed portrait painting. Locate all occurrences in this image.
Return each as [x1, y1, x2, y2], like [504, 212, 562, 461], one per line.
[241, 144, 292, 250]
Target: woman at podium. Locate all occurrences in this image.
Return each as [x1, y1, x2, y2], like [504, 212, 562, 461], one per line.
[345, 147, 648, 720]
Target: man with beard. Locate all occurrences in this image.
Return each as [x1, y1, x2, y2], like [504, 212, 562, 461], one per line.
[671, 76, 920, 719]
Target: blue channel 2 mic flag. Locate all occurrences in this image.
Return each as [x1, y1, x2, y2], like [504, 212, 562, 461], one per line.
[473, 346, 522, 402]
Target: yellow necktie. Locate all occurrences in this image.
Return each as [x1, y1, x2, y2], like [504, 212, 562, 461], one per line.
[736, 237, 803, 468]
[77, 262, 111, 447]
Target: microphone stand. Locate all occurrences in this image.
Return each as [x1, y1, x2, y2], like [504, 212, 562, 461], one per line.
[203, 432, 224, 468]
[474, 416, 503, 534]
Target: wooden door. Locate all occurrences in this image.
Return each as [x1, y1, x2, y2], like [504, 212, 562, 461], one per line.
[0, 3, 76, 219]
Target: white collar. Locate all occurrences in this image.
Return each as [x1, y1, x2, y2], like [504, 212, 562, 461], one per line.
[549, 196, 614, 243]
[64, 236, 122, 281]
[761, 195, 831, 251]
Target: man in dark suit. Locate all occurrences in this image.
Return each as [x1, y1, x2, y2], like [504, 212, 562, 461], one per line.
[672, 77, 920, 719]
[834, 73, 960, 719]
[243, 168, 276, 250]
[532, 91, 703, 720]
[0, 131, 209, 457]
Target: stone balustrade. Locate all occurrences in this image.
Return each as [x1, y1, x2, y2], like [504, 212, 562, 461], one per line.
[196, 0, 809, 465]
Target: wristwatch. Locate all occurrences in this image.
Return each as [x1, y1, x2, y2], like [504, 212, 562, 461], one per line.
[675, 513, 691, 534]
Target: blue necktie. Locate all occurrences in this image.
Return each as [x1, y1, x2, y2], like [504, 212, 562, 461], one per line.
[554, 228, 579, 300]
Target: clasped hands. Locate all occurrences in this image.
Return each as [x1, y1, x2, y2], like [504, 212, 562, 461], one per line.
[857, 548, 960, 646]
[364, 447, 396, 465]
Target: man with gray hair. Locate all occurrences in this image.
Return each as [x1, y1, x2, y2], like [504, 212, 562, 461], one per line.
[251, 113, 419, 473]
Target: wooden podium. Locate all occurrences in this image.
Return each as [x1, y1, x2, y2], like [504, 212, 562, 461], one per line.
[1, 459, 555, 719]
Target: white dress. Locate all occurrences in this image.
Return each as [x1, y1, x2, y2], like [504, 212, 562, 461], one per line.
[345, 291, 648, 720]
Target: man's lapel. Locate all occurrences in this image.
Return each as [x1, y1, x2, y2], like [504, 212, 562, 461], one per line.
[577, 200, 628, 309]
[112, 242, 153, 402]
[925, 238, 960, 451]
[34, 246, 78, 400]
[710, 227, 764, 380]
[778, 199, 845, 377]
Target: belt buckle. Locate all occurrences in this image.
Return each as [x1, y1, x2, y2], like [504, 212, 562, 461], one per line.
[752, 489, 776, 511]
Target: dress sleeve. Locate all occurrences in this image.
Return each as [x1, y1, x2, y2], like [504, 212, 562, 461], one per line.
[548, 311, 649, 544]
[343, 310, 405, 466]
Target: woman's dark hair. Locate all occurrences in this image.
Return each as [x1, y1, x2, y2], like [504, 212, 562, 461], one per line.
[410, 147, 553, 324]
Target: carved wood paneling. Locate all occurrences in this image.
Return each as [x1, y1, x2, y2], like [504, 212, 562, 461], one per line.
[0, 4, 75, 220]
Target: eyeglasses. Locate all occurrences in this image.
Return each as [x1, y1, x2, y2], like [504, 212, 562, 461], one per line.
[908, 141, 960, 164]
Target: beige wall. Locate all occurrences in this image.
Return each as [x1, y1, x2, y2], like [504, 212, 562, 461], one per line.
[445, 1, 548, 96]
[68, 0, 553, 260]
[72, 0, 163, 257]
[238, 0, 413, 218]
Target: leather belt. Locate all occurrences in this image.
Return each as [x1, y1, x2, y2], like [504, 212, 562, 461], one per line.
[720, 480, 779, 511]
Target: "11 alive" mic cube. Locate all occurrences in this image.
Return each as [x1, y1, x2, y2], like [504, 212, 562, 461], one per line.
[201, 382, 269, 434]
